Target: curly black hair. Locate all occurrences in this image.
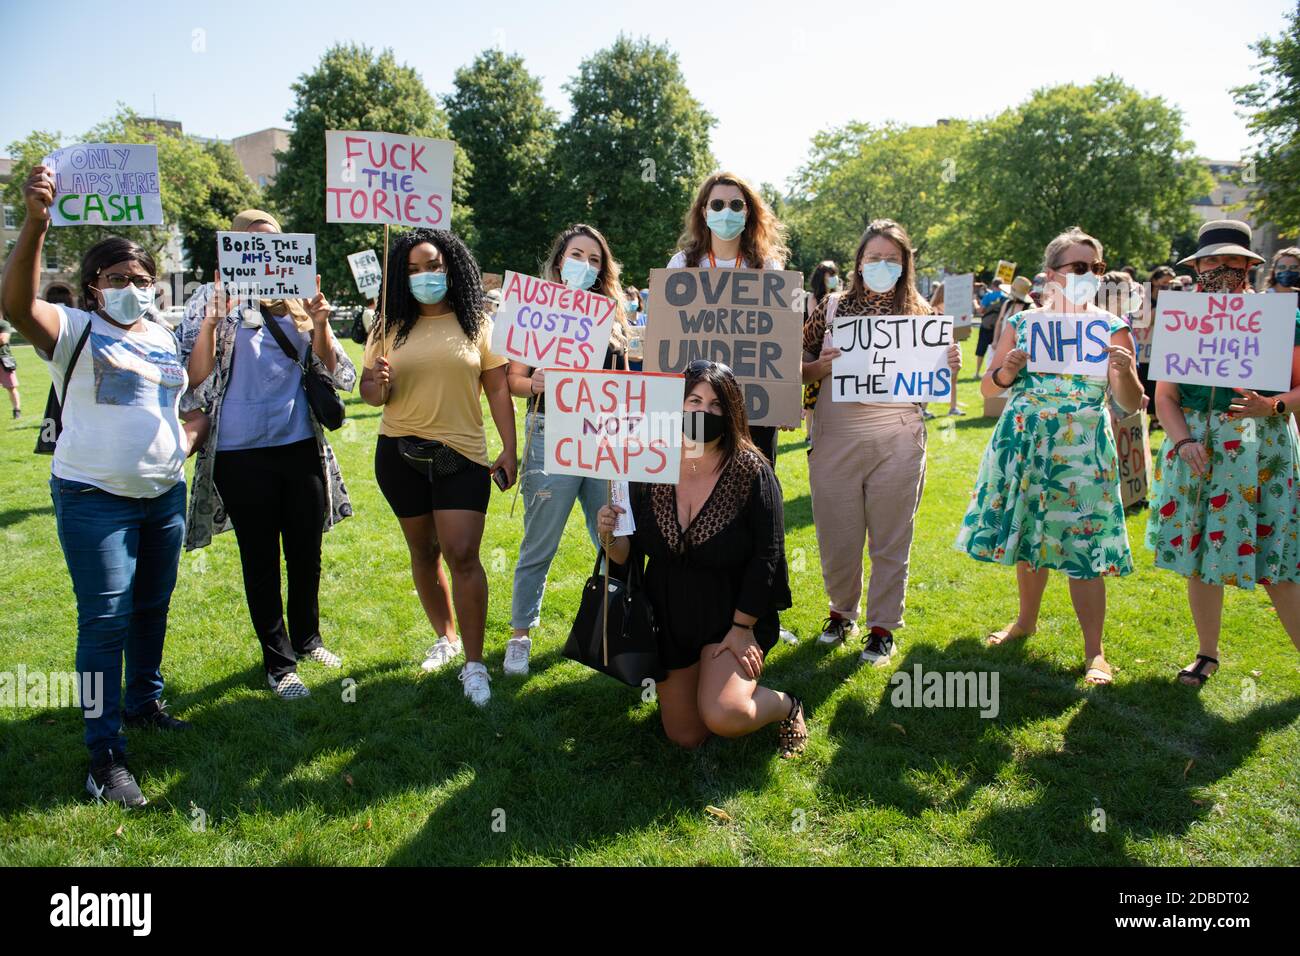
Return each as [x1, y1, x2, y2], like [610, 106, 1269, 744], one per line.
[378, 228, 485, 349]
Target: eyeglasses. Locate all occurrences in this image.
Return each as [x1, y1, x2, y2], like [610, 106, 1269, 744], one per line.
[1052, 260, 1107, 276]
[707, 198, 746, 213]
[101, 272, 155, 290]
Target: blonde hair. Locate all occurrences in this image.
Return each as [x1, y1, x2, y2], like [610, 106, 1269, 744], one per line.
[676, 170, 788, 269]
[846, 219, 929, 315]
[1042, 226, 1105, 276]
[542, 223, 628, 353]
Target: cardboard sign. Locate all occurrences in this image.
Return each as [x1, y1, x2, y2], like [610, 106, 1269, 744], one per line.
[1023, 311, 1112, 378]
[42, 143, 162, 226]
[645, 268, 803, 427]
[347, 249, 382, 299]
[216, 232, 316, 299]
[944, 274, 975, 326]
[482, 273, 503, 292]
[490, 271, 617, 370]
[1149, 291, 1297, 393]
[325, 130, 453, 227]
[830, 314, 954, 403]
[995, 260, 1016, 285]
[1114, 409, 1150, 508]
[543, 369, 684, 483]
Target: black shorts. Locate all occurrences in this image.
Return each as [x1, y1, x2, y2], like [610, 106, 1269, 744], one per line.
[975, 324, 997, 357]
[374, 435, 491, 517]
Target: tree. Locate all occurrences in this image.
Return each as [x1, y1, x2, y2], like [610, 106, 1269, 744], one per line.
[1233, 2, 1300, 236]
[179, 140, 267, 281]
[551, 35, 715, 285]
[445, 49, 557, 275]
[937, 77, 1211, 273]
[268, 43, 473, 303]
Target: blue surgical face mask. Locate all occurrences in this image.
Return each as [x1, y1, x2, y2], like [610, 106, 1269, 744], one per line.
[861, 260, 903, 294]
[409, 271, 447, 305]
[561, 258, 599, 291]
[705, 208, 746, 242]
[825, 275, 840, 290]
[99, 284, 153, 324]
[1275, 269, 1300, 288]
[624, 299, 638, 313]
[1062, 271, 1100, 306]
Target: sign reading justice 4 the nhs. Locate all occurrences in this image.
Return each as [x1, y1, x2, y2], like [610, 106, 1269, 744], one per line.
[830, 314, 954, 403]
[645, 268, 803, 427]
[1149, 291, 1297, 393]
[41, 143, 162, 226]
[1023, 311, 1113, 379]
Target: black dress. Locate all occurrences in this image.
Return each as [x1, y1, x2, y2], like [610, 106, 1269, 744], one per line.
[627, 449, 792, 671]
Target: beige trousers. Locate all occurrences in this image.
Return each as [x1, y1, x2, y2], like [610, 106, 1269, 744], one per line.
[808, 399, 927, 630]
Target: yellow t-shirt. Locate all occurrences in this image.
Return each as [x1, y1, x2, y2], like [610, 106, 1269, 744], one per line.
[364, 311, 506, 466]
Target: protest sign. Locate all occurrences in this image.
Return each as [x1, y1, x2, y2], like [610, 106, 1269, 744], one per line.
[610, 480, 636, 536]
[544, 370, 683, 483]
[1114, 409, 1150, 508]
[830, 314, 954, 403]
[490, 271, 617, 370]
[995, 260, 1016, 285]
[482, 273, 503, 292]
[347, 249, 382, 299]
[325, 130, 453, 227]
[1149, 291, 1297, 393]
[945, 274, 975, 326]
[1131, 319, 1153, 366]
[645, 268, 803, 427]
[217, 232, 316, 299]
[41, 143, 162, 226]
[1023, 311, 1112, 378]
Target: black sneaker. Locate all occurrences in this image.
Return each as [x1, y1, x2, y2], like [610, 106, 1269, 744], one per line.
[816, 616, 861, 645]
[11, 408, 19, 419]
[859, 627, 897, 666]
[124, 699, 191, 731]
[86, 749, 147, 807]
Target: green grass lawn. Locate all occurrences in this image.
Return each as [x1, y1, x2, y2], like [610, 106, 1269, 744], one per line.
[2, 334, 1298, 866]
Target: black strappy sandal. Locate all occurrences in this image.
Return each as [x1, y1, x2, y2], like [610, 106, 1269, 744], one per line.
[778, 696, 808, 759]
[1177, 655, 1219, 687]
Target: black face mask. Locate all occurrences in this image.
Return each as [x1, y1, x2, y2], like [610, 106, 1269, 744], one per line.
[683, 409, 726, 444]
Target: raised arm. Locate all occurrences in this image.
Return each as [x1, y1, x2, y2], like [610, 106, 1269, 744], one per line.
[0, 166, 62, 354]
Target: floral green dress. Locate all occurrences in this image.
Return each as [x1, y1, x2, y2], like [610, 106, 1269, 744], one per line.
[1145, 315, 1300, 588]
[956, 309, 1133, 579]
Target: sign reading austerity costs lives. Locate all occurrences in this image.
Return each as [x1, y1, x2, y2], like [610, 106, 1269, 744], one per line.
[645, 268, 803, 427]
[217, 232, 317, 299]
[1149, 291, 1298, 393]
[325, 130, 453, 227]
[42, 143, 162, 226]
[543, 370, 684, 483]
[830, 314, 954, 403]
[489, 271, 616, 370]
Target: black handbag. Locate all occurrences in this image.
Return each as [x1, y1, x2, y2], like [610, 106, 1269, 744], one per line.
[397, 437, 472, 480]
[564, 547, 665, 687]
[261, 311, 346, 431]
[349, 314, 368, 345]
[35, 323, 92, 455]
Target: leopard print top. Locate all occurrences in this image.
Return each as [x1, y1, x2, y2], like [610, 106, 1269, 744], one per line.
[802, 289, 903, 410]
[648, 448, 766, 553]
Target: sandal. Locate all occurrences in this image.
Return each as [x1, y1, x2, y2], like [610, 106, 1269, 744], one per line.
[1084, 655, 1113, 686]
[777, 696, 808, 759]
[1177, 654, 1219, 687]
[987, 622, 1034, 646]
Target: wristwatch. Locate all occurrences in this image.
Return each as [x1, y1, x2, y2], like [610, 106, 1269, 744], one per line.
[1274, 398, 1287, 416]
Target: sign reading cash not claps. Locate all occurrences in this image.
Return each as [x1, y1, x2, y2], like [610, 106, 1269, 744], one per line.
[217, 231, 317, 300]
[1023, 312, 1113, 379]
[831, 314, 953, 403]
[41, 143, 162, 226]
[1149, 291, 1297, 393]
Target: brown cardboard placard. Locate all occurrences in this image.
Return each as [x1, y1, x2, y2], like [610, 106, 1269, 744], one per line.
[1114, 409, 1150, 508]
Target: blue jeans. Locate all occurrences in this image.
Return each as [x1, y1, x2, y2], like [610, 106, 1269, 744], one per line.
[510, 413, 607, 630]
[50, 477, 186, 759]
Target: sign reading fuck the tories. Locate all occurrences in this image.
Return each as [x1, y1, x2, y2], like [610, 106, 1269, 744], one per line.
[830, 314, 954, 403]
[1023, 312, 1112, 378]
[489, 271, 616, 370]
[544, 370, 684, 483]
[1149, 291, 1297, 393]
[41, 144, 162, 226]
[216, 232, 317, 299]
[325, 131, 453, 227]
[645, 268, 803, 427]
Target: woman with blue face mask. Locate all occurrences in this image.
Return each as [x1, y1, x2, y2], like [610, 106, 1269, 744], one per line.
[360, 228, 516, 708]
[0, 165, 209, 807]
[502, 224, 630, 677]
[958, 227, 1144, 686]
[1265, 247, 1300, 293]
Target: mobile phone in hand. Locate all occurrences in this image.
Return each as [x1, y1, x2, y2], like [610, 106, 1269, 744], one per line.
[492, 467, 509, 491]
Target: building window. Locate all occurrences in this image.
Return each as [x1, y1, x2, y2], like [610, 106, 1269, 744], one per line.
[5, 240, 14, 257]
[3, 205, 18, 230]
[258, 174, 268, 188]
[45, 252, 59, 271]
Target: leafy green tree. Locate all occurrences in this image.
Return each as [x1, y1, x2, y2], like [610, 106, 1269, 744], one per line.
[179, 140, 267, 281]
[551, 35, 715, 285]
[445, 49, 557, 275]
[1233, 2, 1300, 236]
[268, 43, 473, 303]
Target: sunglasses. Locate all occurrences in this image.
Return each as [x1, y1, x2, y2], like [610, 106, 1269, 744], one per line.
[1052, 260, 1107, 276]
[707, 198, 746, 213]
[101, 272, 156, 290]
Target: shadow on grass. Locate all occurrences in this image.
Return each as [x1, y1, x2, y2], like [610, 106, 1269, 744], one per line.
[0, 504, 53, 528]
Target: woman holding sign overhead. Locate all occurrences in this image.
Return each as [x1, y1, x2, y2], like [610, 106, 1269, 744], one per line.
[181, 209, 356, 701]
[1145, 219, 1300, 686]
[360, 228, 516, 708]
[957, 227, 1143, 686]
[503, 224, 628, 677]
[802, 219, 962, 665]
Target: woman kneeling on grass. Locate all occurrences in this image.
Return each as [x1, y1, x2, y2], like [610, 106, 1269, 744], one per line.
[595, 361, 806, 757]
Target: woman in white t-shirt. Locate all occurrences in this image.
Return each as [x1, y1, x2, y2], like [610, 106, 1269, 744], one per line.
[0, 164, 207, 809]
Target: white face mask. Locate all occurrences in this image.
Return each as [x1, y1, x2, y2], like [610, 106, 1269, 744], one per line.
[1061, 271, 1100, 306]
[99, 285, 152, 324]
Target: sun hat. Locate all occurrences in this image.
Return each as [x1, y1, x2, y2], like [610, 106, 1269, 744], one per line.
[1177, 219, 1264, 266]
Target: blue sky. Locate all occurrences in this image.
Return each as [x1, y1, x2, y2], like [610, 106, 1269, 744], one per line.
[0, 0, 1290, 189]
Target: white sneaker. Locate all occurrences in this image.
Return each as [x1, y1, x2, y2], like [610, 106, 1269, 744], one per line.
[459, 662, 491, 707]
[503, 636, 532, 676]
[817, 617, 860, 645]
[268, 672, 310, 699]
[302, 646, 342, 668]
[421, 636, 463, 673]
[778, 627, 799, 645]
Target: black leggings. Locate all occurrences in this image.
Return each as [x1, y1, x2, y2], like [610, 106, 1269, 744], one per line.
[214, 438, 326, 679]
